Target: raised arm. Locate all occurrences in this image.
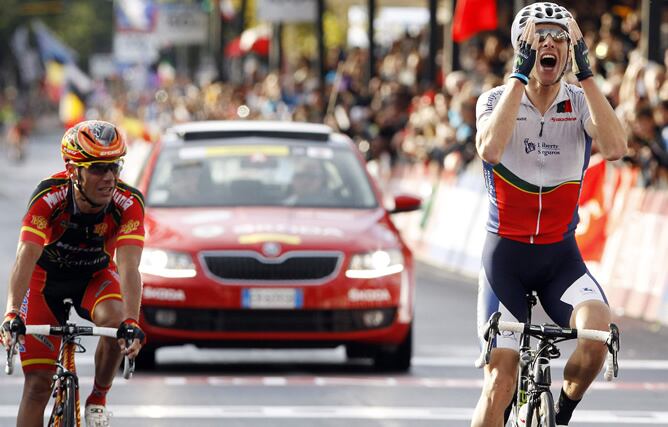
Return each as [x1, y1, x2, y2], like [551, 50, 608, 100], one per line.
[476, 80, 525, 165]
[476, 19, 538, 165]
[569, 19, 627, 160]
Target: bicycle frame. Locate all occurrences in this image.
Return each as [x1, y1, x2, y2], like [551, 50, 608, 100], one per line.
[513, 292, 557, 427]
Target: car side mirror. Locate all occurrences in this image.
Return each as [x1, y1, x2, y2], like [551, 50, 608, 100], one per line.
[389, 194, 421, 214]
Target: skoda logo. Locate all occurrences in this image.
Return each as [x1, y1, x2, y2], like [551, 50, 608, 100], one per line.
[262, 242, 281, 257]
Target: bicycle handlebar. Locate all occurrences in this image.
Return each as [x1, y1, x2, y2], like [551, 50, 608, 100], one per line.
[25, 325, 118, 338]
[497, 320, 610, 342]
[5, 324, 135, 379]
[476, 312, 620, 381]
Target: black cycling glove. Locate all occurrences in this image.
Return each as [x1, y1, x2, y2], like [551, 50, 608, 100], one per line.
[511, 39, 537, 85]
[571, 37, 593, 81]
[117, 318, 146, 345]
[1, 312, 26, 346]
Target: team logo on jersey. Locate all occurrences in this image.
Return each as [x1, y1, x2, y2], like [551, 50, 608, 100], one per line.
[20, 289, 29, 318]
[523, 138, 536, 154]
[556, 100, 573, 113]
[31, 215, 48, 230]
[33, 334, 55, 352]
[539, 142, 561, 156]
[112, 191, 134, 211]
[43, 186, 68, 208]
[120, 219, 140, 234]
[94, 223, 108, 236]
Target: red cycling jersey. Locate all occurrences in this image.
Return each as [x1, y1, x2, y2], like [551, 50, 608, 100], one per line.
[20, 171, 145, 278]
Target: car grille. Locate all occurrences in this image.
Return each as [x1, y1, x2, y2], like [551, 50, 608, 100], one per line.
[201, 252, 341, 282]
[143, 307, 397, 332]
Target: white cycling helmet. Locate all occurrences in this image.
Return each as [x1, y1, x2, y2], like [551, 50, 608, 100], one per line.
[511, 2, 573, 50]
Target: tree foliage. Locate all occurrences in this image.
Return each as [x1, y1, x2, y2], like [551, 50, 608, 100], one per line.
[0, 0, 113, 72]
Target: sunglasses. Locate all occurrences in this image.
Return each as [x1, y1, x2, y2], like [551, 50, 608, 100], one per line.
[77, 161, 123, 176]
[536, 28, 570, 43]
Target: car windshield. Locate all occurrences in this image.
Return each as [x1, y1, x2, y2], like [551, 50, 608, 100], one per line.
[146, 140, 379, 209]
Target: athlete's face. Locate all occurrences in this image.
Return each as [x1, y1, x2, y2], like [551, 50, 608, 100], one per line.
[532, 23, 570, 86]
[68, 162, 120, 207]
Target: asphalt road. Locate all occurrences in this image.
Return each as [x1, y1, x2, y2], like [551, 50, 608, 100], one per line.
[0, 130, 668, 426]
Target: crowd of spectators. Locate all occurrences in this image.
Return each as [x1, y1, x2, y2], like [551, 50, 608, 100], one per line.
[2, 2, 667, 188]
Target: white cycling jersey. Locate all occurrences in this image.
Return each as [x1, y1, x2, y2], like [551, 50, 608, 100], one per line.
[476, 81, 592, 244]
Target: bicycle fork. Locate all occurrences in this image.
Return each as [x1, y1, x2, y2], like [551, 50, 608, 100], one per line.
[524, 354, 552, 427]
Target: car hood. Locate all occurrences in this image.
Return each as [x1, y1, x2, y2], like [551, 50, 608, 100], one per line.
[144, 207, 402, 252]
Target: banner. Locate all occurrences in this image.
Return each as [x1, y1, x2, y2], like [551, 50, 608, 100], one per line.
[576, 159, 608, 261]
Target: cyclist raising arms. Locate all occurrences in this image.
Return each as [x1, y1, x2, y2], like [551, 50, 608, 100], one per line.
[0, 120, 146, 426]
[472, 3, 627, 427]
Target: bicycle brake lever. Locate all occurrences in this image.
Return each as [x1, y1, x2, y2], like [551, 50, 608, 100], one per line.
[5, 340, 16, 375]
[483, 312, 502, 341]
[122, 355, 135, 379]
[480, 312, 502, 365]
[607, 323, 620, 378]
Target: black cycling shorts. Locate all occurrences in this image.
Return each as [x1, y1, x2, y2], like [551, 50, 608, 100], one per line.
[477, 232, 608, 350]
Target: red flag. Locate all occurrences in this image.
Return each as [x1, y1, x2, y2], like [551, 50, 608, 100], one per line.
[452, 0, 498, 43]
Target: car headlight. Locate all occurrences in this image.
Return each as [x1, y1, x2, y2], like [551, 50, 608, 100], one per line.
[345, 249, 404, 279]
[139, 249, 197, 278]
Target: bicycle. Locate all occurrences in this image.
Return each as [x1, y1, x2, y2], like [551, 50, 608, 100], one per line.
[476, 291, 620, 427]
[4, 298, 135, 427]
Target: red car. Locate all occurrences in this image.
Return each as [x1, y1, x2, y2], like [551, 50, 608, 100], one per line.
[130, 121, 421, 371]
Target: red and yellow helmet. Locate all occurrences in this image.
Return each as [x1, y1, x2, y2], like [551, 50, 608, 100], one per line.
[61, 120, 127, 164]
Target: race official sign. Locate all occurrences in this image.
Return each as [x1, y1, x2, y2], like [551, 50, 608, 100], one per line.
[113, 32, 159, 64]
[257, 0, 317, 23]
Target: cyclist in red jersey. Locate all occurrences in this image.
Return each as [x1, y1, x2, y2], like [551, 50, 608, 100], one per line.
[471, 3, 627, 427]
[0, 120, 146, 427]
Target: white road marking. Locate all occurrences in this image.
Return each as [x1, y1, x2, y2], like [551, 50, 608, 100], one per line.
[1, 375, 667, 391]
[412, 356, 668, 370]
[0, 405, 667, 423]
[263, 377, 288, 386]
[165, 376, 187, 385]
[68, 354, 668, 370]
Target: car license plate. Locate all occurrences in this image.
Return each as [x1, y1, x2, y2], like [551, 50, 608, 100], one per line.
[242, 288, 303, 309]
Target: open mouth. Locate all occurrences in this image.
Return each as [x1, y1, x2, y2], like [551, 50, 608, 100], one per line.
[540, 54, 557, 69]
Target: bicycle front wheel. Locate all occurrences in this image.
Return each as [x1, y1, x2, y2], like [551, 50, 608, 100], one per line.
[535, 391, 556, 427]
[62, 377, 78, 427]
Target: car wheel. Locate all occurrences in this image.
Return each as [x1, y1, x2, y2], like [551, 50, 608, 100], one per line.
[133, 345, 157, 371]
[373, 324, 412, 372]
